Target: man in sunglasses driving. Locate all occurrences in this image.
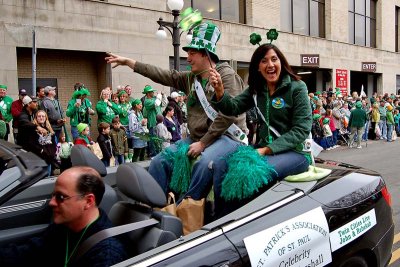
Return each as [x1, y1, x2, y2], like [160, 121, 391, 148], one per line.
[0, 166, 127, 267]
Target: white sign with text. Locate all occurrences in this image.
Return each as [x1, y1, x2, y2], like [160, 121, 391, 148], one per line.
[330, 209, 376, 252]
[244, 207, 331, 267]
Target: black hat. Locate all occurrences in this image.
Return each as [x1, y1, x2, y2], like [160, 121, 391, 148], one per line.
[19, 89, 27, 95]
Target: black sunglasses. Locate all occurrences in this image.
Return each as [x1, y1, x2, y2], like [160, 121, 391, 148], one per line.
[51, 192, 84, 203]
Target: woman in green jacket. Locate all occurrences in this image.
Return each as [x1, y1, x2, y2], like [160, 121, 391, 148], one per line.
[96, 87, 121, 125]
[210, 44, 312, 217]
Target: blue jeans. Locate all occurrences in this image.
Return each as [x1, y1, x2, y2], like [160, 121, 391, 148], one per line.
[101, 159, 110, 167]
[115, 154, 124, 165]
[71, 126, 79, 141]
[362, 120, 370, 141]
[379, 120, 387, 139]
[148, 127, 157, 157]
[213, 150, 309, 219]
[387, 124, 394, 141]
[149, 135, 241, 202]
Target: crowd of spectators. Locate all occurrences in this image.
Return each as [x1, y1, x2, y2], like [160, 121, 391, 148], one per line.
[307, 88, 399, 150]
[0, 82, 188, 175]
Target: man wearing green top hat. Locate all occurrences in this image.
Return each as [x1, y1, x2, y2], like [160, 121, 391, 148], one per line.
[0, 84, 14, 141]
[105, 21, 246, 203]
[66, 85, 95, 140]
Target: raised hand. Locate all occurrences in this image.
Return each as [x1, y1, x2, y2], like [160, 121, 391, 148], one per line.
[209, 68, 224, 100]
[105, 52, 136, 70]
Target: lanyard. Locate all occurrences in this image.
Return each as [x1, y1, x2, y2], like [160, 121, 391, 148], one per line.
[64, 219, 96, 267]
[265, 86, 273, 144]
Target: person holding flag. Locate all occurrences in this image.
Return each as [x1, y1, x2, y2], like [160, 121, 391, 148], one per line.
[105, 21, 247, 207]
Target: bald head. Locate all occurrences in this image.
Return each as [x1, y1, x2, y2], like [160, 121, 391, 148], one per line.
[58, 166, 105, 206]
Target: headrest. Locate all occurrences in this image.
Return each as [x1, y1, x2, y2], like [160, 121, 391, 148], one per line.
[116, 163, 166, 207]
[70, 145, 107, 177]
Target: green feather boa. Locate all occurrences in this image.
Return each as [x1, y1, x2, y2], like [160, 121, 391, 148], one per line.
[221, 146, 277, 201]
[162, 143, 196, 195]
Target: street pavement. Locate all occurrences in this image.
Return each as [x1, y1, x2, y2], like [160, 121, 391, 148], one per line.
[318, 138, 400, 266]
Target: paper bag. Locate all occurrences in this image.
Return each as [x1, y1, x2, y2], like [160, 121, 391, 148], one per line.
[176, 197, 205, 235]
[161, 192, 177, 216]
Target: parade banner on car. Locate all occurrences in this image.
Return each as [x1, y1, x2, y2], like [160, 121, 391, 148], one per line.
[330, 208, 377, 252]
[244, 207, 332, 267]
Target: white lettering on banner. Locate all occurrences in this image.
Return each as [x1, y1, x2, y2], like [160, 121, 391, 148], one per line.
[330, 209, 376, 252]
[244, 207, 332, 267]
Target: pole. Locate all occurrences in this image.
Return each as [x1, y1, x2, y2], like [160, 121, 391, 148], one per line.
[32, 29, 37, 97]
[172, 9, 180, 71]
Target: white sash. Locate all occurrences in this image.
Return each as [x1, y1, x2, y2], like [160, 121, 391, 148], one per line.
[194, 79, 248, 145]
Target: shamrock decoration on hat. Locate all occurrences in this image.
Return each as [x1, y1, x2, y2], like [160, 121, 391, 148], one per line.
[182, 22, 221, 62]
[266, 29, 279, 43]
[249, 29, 279, 46]
[179, 7, 202, 31]
[249, 33, 262, 46]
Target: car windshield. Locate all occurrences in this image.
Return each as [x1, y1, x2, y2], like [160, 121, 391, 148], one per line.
[0, 149, 21, 200]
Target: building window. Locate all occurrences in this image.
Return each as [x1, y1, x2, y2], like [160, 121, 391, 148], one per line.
[396, 6, 400, 52]
[348, 0, 376, 47]
[183, 0, 246, 24]
[280, 0, 325, 38]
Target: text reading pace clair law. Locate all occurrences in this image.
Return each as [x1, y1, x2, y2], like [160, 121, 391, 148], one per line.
[329, 209, 376, 252]
[243, 207, 332, 267]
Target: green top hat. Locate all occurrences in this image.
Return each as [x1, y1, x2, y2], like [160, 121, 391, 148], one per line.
[182, 22, 221, 62]
[0, 84, 7, 90]
[72, 87, 91, 98]
[142, 85, 156, 94]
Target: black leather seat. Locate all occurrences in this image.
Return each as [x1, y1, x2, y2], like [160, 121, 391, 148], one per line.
[70, 145, 117, 214]
[108, 163, 183, 256]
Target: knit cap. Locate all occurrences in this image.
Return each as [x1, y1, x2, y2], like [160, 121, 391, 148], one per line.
[132, 98, 141, 106]
[313, 114, 321, 120]
[77, 123, 88, 134]
[323, 118, 330, 124]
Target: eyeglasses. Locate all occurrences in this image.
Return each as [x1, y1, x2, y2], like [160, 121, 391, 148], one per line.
[51, 192, 85, 203]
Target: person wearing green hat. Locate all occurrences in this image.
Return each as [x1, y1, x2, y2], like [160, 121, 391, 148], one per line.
[96, 87, 121, 125]
[386, 103, 395, 142]
[105, 21, 247, 206]
[128, 98, 148, 162]
[141, 85, 167, 157]
[66, 84, 95, 140]
[348, 101, 368, 148]
[321, 117, 334, 150]
[116, 90, 132, 144]
[311, 113, 323, 147]
[74, 122, 93, 146]
[0, 84, 14, 141]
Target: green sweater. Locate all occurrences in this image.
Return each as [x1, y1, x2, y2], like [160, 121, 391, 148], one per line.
[0, 96, 13, 123]
[143, 97, 162, 129]
[96, 101, 121, 125]
[117, 102, 132, 126]
[386, 110, 395, 125]
[349, 108, 368, 128]
[66, 98, 94, 126]
[213, 74, 312, 154]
